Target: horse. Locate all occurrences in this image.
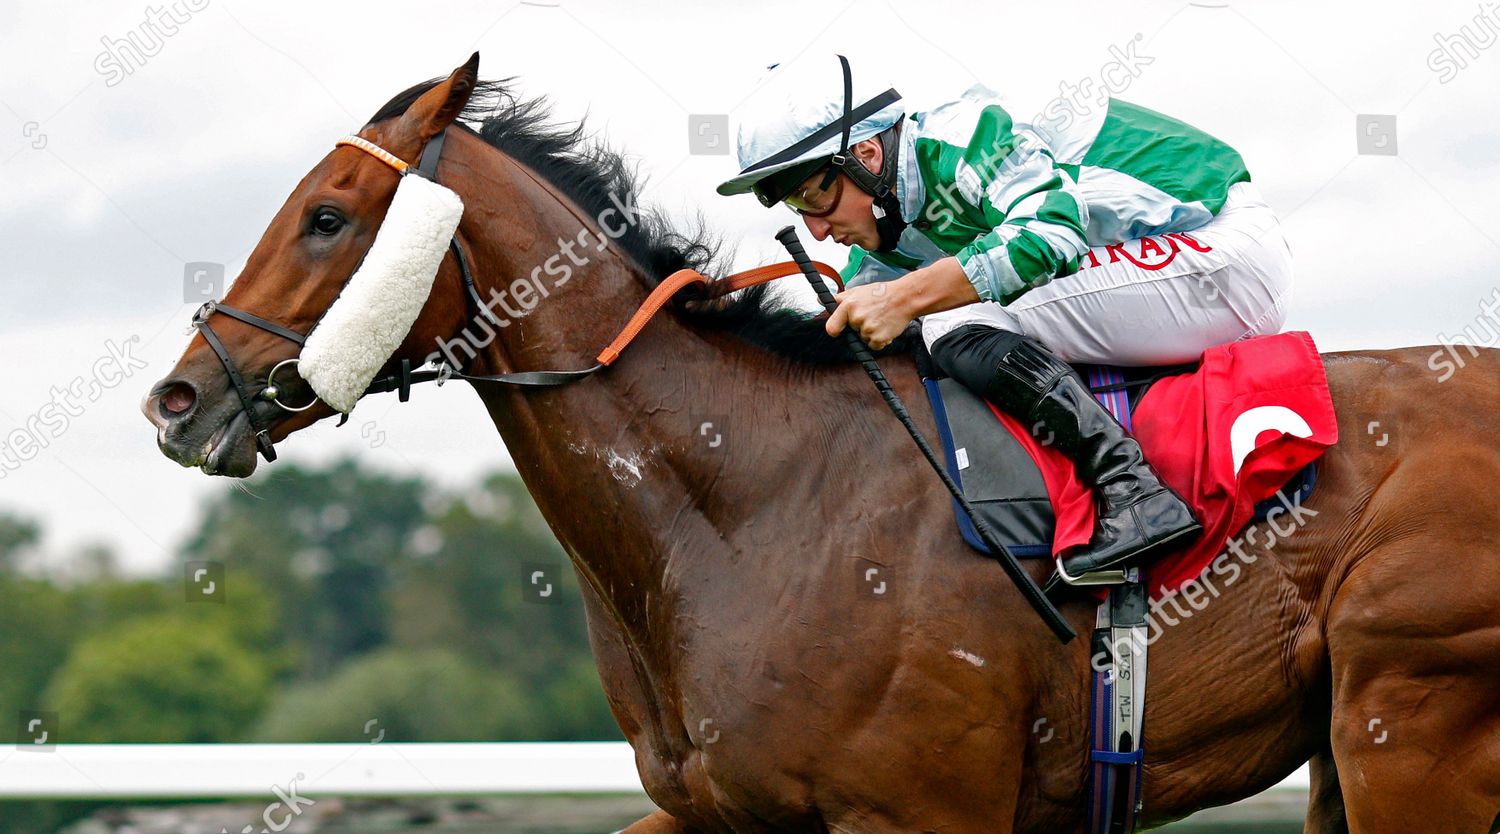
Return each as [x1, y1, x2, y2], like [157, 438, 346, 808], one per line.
[142, 56, 1500, 833]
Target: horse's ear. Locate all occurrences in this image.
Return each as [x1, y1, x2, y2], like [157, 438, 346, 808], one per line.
[396, 53, 480, 150]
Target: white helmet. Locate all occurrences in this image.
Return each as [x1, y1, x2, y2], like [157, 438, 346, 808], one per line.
[716, 55, 905, 207]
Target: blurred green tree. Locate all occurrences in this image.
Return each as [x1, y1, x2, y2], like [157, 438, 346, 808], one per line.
[7, 457, 623, 752]
[0, 575, 79, 735]
[0, 511, 40, 574]
[180, 459, 426, 676]
[44, 614, 273, 742]
[251, 647, 535, 741]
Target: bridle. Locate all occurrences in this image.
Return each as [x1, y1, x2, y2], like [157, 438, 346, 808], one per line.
[188, 125, 846, 463]
[188, 128, 490, 461]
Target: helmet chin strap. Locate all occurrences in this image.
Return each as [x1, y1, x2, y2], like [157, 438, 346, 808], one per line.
[868, 130, 908, 253]
[821, 55, 907, 252]
[849, 120, 906, 252]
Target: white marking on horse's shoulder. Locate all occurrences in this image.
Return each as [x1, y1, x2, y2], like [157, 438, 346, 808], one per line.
[949, 648, 987, 668]
[606, 449, 645, 487]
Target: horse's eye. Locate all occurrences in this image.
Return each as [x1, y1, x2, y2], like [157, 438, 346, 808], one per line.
[310, 210, 345, 237]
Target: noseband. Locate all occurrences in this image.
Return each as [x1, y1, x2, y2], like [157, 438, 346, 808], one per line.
[189, 300, 311, 461]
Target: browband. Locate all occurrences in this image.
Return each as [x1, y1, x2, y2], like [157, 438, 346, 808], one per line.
[335, 135, 411, 174]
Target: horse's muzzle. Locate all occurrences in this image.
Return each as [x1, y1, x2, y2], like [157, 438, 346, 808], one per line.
[142, 374, 266, 477]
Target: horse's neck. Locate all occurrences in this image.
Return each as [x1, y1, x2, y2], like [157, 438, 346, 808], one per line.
[464, 256, 882, 653]
[474, 318, 867, 605]
[455, 147, 907, 663]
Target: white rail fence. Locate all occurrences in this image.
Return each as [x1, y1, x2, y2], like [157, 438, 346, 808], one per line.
[0, 742, 1310, 802]
[0, 742, 640, 799]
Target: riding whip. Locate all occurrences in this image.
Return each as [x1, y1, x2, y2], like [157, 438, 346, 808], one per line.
[775, 225, 1075, 643]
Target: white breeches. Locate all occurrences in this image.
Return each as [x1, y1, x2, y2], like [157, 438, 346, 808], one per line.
[919, 180, 1294, 366]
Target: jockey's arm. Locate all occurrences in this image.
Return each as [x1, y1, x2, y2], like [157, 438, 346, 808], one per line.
[828, 111, 1091, 348]
[894, 256, 980, 315]
[949, 126, 1091, 306]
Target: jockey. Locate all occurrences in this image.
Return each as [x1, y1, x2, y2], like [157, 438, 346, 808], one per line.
[717, 56, 1293, 585]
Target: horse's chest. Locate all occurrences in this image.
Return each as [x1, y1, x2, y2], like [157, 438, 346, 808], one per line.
[612, 644, 843, 826]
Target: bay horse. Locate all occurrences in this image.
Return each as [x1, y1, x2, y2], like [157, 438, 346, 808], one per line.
[142, 56, 1500, 832]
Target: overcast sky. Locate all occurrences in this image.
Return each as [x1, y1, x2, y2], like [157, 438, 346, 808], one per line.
[1, 0, 1497, 575]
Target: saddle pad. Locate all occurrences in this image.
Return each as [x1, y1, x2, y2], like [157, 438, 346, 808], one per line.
[925, 375, 1056, 559]
[918, 361, 1176, 558]
[924, 361, 1174, 561]
[924, 331, 1338, 597]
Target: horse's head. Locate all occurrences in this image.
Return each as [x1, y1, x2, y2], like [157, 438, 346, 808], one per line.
[144, 55, 483, 477]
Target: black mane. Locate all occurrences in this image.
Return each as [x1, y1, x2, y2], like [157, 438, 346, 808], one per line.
[368, 77, 909, 364]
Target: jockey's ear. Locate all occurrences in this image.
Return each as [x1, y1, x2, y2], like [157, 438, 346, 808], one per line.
[853, 136, 884, 175]
[390, 52, 480, 159]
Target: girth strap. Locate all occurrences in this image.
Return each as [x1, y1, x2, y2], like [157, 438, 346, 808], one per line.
[1088, 573, 1150, 834]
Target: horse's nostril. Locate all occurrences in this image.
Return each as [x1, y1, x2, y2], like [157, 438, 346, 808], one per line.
[160, 382, 197, 417]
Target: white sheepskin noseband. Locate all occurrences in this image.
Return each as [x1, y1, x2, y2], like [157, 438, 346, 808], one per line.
[298, 137, 464, 413]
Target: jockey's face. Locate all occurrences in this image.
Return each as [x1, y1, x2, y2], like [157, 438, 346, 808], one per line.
[793, 137, 884, 250]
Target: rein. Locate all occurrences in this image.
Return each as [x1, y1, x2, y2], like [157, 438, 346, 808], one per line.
[189, 128, 844, 461]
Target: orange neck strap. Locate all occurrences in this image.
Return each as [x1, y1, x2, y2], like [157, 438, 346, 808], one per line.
[596, 262, 844, 365]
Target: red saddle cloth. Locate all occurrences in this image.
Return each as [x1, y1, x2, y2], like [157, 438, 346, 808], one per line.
[989, 331, 1339, 598]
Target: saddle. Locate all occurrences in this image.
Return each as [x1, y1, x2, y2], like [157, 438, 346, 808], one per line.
[914, 345, 1319, 571]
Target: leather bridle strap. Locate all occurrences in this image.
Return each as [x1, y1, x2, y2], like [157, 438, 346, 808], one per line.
[185, 132, 433, 462]
[599, 261, 843, 365]
[362, 259, 847, 392]
[415, 128, 448, 180]
[190, 300, 306, 461]
[204, 302, 308, 345]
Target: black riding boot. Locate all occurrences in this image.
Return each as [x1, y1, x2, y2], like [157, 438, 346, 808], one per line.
[930, 325, 1202, 582]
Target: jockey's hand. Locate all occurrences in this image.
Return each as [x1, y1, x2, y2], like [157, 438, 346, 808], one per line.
[824, 258, 982, 349]
[824, 281, 914, 350]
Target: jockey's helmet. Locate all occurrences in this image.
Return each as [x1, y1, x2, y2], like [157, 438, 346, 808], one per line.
[716, 55, 909, 251]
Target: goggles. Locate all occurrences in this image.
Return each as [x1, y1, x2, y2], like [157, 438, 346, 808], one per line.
[782, 165, 844, 217]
